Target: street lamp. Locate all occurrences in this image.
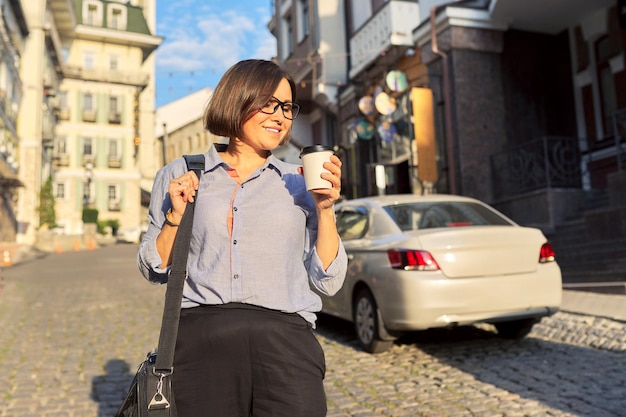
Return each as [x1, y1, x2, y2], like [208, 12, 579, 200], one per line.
[84, 161, 93, 207]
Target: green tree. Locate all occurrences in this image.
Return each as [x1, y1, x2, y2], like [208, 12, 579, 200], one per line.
[38, 176, 57, 229]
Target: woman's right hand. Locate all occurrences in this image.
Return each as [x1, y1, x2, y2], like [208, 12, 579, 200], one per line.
[168, 171, 200, 223]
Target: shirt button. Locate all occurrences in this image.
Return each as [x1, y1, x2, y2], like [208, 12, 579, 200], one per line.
[233, 207, 238, 211]
[233, 274, 239, 279]
[233, 240, 237, 245]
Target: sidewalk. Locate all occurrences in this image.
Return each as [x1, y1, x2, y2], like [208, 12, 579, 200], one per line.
[561, 289, 626, 322]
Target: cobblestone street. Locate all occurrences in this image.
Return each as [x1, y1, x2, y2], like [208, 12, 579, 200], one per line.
[0, 244, 624, 417]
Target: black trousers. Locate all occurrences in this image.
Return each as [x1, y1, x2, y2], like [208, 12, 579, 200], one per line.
[172, 303, 327, 417]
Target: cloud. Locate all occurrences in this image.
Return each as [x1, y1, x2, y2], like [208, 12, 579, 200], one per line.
[156, 4, 276, 74]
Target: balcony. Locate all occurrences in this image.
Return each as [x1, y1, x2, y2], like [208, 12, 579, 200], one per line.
[82, 155, 95, 167]
[55, 153, 69, 167]
[108, 156, 121, 168]
[108, 112, 121, 124]
[63, 65, 149, 88]
[83, 109, 96, 122]
[57, 107, 69, 120]
[108, 201, 121, 212]
[349, 1, 419, 79]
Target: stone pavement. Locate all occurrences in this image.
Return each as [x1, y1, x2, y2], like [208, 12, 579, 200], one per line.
[0, 244, 624, 417]
[4, 242, 626, 323]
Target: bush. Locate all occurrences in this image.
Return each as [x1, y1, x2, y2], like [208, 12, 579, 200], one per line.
[38, 176, 57, 229]
[98, 219, 120, 235]
[82, 207, 98, 224]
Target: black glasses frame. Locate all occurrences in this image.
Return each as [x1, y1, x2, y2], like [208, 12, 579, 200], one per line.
[259, 96, 301, 120]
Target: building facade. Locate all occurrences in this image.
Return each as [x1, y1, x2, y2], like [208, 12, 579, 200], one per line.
[272, 0, 624, 225]
[271, 0, 626, 282]
[269, 0, 349, 156]
[48, 0, 161, 236]
[0, 0, 28, 242]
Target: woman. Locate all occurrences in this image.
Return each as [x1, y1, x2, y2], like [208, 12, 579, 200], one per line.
[138, 59, 347, 417]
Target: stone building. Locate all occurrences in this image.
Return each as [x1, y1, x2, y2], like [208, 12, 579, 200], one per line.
[271, 0, 626, 283]
[0, 0, 28, 242]
[48, 0, 161, 236]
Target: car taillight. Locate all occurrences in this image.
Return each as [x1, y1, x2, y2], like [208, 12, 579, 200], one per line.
[539, 242, 556, 263]
[387, 249, 440, 271]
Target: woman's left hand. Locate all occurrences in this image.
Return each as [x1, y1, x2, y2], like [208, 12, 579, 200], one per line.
[300, 154, 343, 211]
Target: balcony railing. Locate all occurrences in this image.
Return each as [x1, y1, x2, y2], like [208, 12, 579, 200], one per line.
[55, 154, 69, 166]
[349, 0, 419, 78]
[490, 136, 582, 199]
[108, 156, 121, 168]
[108, 112, 121, 124]
[64, 65, 149, 87]
[83, 109, 96, 122]
[108, 201, 121, 211]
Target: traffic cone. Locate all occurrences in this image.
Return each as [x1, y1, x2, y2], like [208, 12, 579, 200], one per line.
[87, 237, 95, 251]
[55, 242, 62, 254]
[2, 250, 11, 267]
[73, 240, 80, 251]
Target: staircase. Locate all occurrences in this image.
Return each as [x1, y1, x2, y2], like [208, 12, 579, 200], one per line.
[545, 189, 626, 287]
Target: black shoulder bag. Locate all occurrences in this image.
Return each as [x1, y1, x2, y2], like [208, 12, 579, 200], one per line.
[116, 154, 205, 417]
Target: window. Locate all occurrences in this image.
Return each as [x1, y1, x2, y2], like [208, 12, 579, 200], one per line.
[83, 93, 96, 122]
[107, 5, 127, 30]
[55, 136, 69, 166]
[56, 136, 67, 155]
[108, 185, 120, 211]
[83, 52, 95, 69]
[109, 54, 119, 71]
[108, 139, 121, 167]
[297, 0, 309, 43]
[595, 36, 619, 136]
[57, 91, 68, 109]
[336, 207, 368, 240]
[83, 138, 93, 157]
[349, 0, 373, 33]
[109, 96, 120, 123]
[83, 94, 93, 111]
[57, 91, 69, 120]
[383, 202, 512, 231]
[86, 4, 98, 25]
[281, 15, 293, 59]
[109, 140, 118, 157]
[55, 182, 65, 199]
[83, 1, 103, 27]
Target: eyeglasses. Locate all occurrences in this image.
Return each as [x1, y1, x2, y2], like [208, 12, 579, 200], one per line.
[259, 96, 301, 120]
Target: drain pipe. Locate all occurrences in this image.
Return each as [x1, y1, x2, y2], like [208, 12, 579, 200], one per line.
[430, 2, 464, 195]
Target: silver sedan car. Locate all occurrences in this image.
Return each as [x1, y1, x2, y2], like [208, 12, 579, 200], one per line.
[320, 194, 562, 353]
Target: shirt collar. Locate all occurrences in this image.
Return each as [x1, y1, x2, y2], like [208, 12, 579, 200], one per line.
[207, 142, 285, 177]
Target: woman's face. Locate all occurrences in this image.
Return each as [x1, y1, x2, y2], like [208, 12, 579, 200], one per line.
[240, 78, 294, 151]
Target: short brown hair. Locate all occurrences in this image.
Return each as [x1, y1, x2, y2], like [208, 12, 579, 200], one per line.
[204, 59, 297, 139]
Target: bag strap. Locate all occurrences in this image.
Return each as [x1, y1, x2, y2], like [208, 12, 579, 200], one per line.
[154, 154, 205, 372]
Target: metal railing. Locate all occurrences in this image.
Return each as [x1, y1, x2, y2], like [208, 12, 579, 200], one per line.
[490, 136, 581, 199]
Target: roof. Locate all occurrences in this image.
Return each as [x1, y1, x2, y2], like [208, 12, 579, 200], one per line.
[73, 0, 153, 35]
[155, 87, 213, 137]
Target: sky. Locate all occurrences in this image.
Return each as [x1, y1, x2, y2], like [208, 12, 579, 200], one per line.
[154, 0, 277, 108]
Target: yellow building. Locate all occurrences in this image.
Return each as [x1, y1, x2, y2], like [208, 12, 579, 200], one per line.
[50, 0, 161, 235]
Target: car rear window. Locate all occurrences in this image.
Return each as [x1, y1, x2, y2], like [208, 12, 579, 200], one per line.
[383, 202, 513, 231]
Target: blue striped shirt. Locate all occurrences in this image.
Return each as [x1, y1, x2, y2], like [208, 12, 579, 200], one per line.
[137, 144, 347, 325]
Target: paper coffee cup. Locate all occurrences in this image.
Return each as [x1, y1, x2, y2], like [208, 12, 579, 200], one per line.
[300, 145, 334, 190]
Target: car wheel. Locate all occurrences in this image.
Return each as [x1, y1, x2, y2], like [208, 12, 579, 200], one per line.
[494, 318, 537, 339]
[353, 289, 393, 354]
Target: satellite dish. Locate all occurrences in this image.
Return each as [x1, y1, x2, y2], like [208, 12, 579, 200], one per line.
[354, 118, 375, 140]
[374, 92, 396, 115]
[386, 70, 408, 92]
[358, 96, 376, 116]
